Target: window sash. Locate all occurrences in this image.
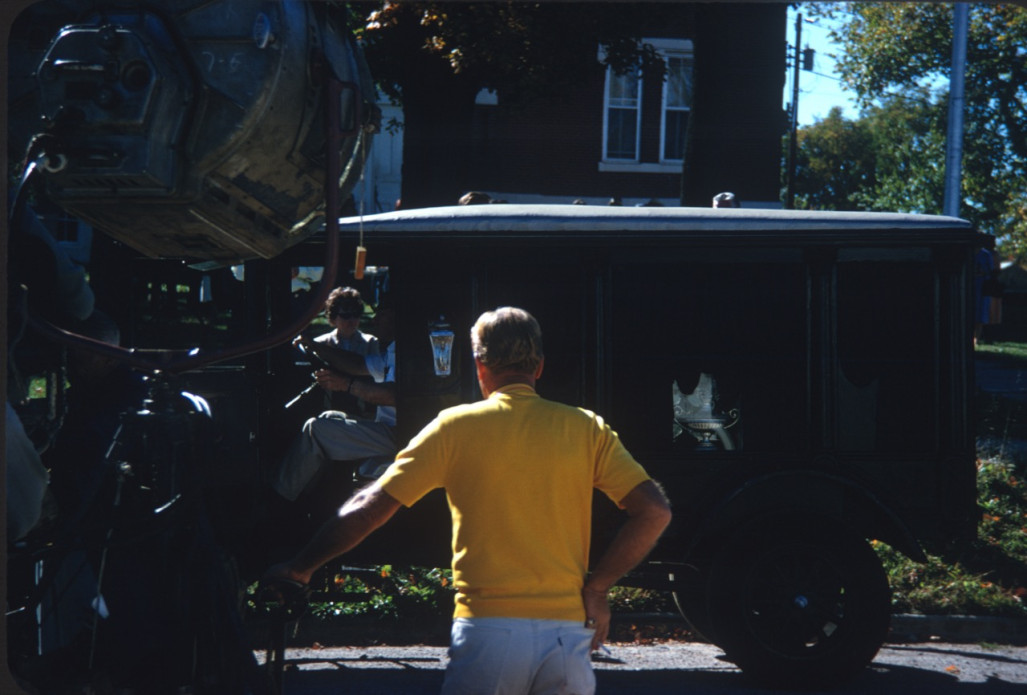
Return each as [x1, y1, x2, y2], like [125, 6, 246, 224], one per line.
[661, 53, 693, 163]
[603, 69, 641, 161]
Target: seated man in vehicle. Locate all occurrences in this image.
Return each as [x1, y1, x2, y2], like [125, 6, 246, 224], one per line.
[273, 298, 397, 502]
[299, 286, 380, 417]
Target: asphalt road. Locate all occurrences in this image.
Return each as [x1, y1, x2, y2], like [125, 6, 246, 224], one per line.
[256, 639, 1027, 695]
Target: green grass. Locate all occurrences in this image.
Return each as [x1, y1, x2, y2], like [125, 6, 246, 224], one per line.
[875, 454, 1027, 618]
[977, 340, 1027, 363]
[874, 341, 1027, 618]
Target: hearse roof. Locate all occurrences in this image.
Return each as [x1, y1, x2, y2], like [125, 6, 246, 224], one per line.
[336, 204, 977, 242]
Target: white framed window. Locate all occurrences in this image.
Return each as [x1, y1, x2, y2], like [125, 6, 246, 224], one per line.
[600, 38, 693, 171]
[603, 67, 641, 161]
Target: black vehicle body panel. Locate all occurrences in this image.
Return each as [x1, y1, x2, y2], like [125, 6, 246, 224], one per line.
[256, 204, 984, 582]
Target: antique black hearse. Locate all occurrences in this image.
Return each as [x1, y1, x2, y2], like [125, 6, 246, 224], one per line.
[257, 203, 984, 687]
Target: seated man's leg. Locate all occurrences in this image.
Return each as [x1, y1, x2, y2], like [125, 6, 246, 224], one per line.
[273, 411, 394, 501]
[310, 412, 395, 462]
[356, 455, 394, 480]
[272, 411, 344, 501]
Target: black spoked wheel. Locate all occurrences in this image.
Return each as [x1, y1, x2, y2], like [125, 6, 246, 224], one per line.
[671, 562, 719, 643]
[707, 518, 891, 689]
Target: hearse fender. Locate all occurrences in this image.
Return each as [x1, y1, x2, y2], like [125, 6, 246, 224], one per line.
[676, 468, 929, 565]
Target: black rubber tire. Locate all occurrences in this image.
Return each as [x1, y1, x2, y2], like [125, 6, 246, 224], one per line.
[706, 518, 891, 689]
[671, 563, 719, 643]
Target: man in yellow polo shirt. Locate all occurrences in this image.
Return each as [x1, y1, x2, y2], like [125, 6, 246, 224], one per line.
[263, 306, 671, 694]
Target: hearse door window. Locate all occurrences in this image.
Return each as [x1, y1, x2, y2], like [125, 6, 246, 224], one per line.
[836, 252, 936, 452]
[609, 257, 807, 456]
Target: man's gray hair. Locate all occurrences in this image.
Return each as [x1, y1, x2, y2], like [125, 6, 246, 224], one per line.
[471, 307, 543, 374]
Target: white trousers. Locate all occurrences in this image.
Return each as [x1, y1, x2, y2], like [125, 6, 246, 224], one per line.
[441, 618, 596, 695]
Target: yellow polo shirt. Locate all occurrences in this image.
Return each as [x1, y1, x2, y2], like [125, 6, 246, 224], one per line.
[378, 383, 650, 621]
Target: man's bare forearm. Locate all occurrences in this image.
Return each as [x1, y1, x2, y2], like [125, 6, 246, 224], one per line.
[349, 378, 396, 407]
[284, 483, 402, 583]
[584, 480, 672, 593]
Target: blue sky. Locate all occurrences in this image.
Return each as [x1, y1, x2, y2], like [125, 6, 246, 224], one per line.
[784, 5, 861, 127]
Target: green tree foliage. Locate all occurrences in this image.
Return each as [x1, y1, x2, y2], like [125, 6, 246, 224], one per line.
[806, 3, 1027, 256]
[791, 107, 876, 211]
[852, 90, 948, 215]
[792, 92, 946, 214]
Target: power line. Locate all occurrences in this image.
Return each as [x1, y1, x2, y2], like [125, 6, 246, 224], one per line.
[807, 70, 843, 82]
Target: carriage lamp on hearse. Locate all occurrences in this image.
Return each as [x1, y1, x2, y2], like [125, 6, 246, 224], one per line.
[429, 317, 455, 376]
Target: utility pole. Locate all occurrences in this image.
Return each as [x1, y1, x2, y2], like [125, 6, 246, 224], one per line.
[943, 4, 969, 218]
[786, 12, 802, 209]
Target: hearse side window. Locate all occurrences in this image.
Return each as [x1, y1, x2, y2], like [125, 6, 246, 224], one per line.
[609, 259, 807, 456]
[836, 259, 936, 452]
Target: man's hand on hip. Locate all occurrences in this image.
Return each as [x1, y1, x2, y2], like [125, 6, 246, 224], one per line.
[582, 586, 611, 651]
